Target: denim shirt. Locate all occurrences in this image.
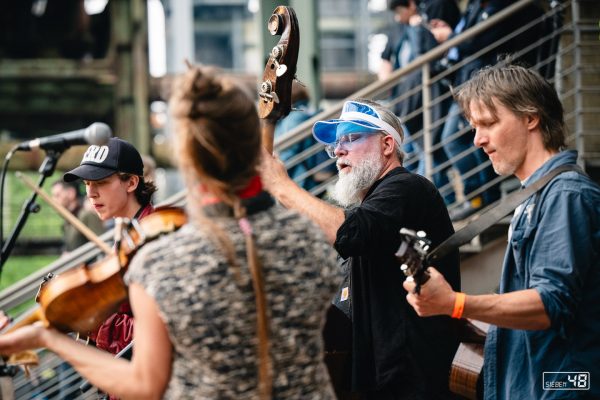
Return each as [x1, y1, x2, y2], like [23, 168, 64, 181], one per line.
[484, 150, 600, 399]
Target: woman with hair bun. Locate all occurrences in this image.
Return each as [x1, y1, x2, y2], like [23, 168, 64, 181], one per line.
[0, 65, 339, 399]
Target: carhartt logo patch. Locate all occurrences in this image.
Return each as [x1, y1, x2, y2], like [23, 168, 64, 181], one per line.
[82, 145, 109, 164]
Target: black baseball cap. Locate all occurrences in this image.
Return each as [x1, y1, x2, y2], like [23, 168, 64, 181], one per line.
[63, 138, 143, 182]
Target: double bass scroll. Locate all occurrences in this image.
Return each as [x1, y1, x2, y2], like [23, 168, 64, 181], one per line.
[258, 5, 300, 153]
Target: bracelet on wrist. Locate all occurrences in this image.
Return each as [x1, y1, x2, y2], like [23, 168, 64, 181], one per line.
[451, 292, 466, 319]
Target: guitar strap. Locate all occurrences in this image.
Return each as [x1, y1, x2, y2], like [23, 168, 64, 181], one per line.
[427, 164, 585, 264]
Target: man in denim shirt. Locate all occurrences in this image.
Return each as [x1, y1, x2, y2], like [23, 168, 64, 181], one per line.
[403, 64, 600, 399]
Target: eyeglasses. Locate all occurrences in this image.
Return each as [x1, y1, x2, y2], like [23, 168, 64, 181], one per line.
[324, 133, 378, 158]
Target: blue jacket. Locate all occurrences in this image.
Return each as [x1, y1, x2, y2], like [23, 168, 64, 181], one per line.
[484, 150, 600, 399]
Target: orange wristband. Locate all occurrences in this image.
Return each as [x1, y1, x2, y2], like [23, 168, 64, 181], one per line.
[451, 292, 466, 319]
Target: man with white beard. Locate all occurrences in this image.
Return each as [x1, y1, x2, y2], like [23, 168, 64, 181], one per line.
[331, 152, 383, 207]
[260, 99, 460, 399]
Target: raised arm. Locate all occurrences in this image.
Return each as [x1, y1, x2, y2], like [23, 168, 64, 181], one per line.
[259, 148, 344, 244]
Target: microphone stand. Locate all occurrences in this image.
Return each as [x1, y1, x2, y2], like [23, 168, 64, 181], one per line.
[1, 149, 63, 268]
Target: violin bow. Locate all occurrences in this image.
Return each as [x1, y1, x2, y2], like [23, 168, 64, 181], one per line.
[257, 5, 300, 154]
[15, 172, 112, 255]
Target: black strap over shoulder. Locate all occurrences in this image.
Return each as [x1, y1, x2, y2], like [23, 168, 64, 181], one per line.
[427, 164, 585, 264]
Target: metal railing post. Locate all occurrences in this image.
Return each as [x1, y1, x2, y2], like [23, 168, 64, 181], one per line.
[571, 0, 585, 169]
[422, 62, 433, 180]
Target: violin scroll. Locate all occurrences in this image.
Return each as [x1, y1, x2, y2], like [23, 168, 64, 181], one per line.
[115, 206, 187, 266]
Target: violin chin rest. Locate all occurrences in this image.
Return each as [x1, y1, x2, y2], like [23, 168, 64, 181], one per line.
[8, 350, 40, 369]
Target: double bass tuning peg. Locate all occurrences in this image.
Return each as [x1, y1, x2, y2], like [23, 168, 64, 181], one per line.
[270, 45, 288, 77]
[259, 80, 280, 104]
[276, 64, 287, 77]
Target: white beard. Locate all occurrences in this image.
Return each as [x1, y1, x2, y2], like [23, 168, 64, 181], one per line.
[331, 154, 383, 207]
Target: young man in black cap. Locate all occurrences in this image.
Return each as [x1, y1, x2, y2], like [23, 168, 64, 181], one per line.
[63, 137, 157, 376]
[64, 137, 156, 222]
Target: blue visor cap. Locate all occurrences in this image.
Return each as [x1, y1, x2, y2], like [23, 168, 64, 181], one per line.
[312, 101, 403, 146]
[312, 119, 381, 144]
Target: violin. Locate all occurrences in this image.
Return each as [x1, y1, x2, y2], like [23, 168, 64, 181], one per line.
[1, 207, 187, 362]
[258, 5, 300, 154]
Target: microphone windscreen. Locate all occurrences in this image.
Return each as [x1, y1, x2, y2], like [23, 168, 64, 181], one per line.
[86, 122, 112, 145]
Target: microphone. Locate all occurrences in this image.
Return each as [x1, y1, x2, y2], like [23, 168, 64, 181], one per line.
[16, 123, 112, 151]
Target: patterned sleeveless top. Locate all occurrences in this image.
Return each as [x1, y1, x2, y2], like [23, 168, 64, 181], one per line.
[126, 196, 340, 399]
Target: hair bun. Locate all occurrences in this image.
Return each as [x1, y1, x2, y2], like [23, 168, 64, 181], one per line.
[170, 65, 255, 122]
[170, 63, 260, 201]
[170, 66, 223, 119]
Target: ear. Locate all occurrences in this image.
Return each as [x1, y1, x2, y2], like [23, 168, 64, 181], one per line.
[381, 135, 396, 157]
[126, 175, 140, 194]
[526, 113, 540, 131]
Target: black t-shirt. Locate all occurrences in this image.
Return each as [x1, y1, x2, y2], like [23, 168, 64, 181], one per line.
[334, 167, 460, 397]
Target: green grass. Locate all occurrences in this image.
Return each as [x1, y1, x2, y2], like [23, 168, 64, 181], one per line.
[2, 171, 63, 239]
[1, 255, 58, 316]
[1, 255, 58, 291]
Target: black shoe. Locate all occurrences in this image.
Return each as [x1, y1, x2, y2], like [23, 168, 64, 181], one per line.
[450, 196, 483, 221]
